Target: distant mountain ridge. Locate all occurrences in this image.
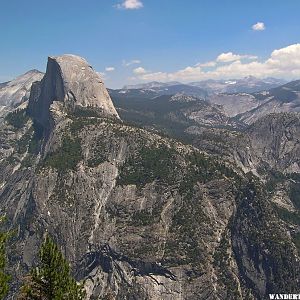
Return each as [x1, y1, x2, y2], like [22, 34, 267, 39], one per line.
[209, 79, 300, 124]
[190, 76, 286, 94]
[0, 69, 44, 107]
[123, 76, 286, 95]
[0, 69, 44, 120]
[119, 83, 208, 99]
[123, 81, 181, 89]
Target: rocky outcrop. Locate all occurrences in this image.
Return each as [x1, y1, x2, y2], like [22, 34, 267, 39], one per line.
[28, 54, 119, 128]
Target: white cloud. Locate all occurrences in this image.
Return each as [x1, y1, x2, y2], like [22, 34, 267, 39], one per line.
[133, 44, 300, 83]
[133, 67, 147, 74]
[252, 22, 265, 31]
[138, 71, 168, 82]
[217, 52, 257, 63]
[105, 67, 115, 72]
[123, 59, 141, 66]
[116, 0, 143, 10]
[217, 52, 241, 63]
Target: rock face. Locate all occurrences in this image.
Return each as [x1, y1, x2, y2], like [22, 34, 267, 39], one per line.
[208, 93, 262, 118]
[207, 80, 300, 124]
[28, 54, 119, 128]
[191, 113, 300, 175]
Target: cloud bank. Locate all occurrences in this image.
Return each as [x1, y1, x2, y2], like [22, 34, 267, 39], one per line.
[132, 44, 300, 82]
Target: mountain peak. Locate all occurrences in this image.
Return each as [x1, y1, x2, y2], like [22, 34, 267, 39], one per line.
[28, 54, 120, 128]
[0, 70, 44, 107]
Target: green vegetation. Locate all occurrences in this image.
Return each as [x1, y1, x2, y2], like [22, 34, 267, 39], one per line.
[233, 182, 300, 294]
[87, 156, 106, 168]
[112, 94, 197, 143]
[18, 235, 85, 299]
[13, 121, 44, 167]
[86, 137, 108, 167]
[287, 172, 300, 181]
[292, 232, 300, 255]
[213, 228, 241, 299]
[21, 155, 35, 168]
[69, 117, 100, 134]
[16, 130, 34, 154]
[117, 147, 240, 269]
[15, 120, 44, 155]
[163, 152, 227, 268]
[68, 108, 122, 135]
[275, 207, 300, 225]
[44, 136, 82, 171]
[0, 217, 10, 299]
[289, 182, 300, 210]
[179, 151, 239, 200]
[73, 106, 102, 118]
[117, 145, 178, 187]
[130, 206, 161, 226]
[164, 201, 208, 268]
[5, 109, 29, 129]
[264, 169, 286, 193]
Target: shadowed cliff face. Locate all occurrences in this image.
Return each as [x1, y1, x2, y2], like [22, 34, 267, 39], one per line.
[27, 54, 119, 129]
[1, 55, 300, 300]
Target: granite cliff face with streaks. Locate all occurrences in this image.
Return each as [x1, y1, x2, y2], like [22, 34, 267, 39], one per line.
[0, 55, 300, 300]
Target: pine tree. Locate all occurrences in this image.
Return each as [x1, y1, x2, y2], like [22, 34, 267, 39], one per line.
[0, 216, 10, 300]
[19, 235, 85, 300]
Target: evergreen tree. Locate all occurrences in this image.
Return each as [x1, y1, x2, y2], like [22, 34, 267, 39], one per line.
[0, 216, 10, 300]
[19, 235, 85, 300]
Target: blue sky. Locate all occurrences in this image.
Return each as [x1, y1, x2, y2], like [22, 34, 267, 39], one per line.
[1, 0, 300, 88]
